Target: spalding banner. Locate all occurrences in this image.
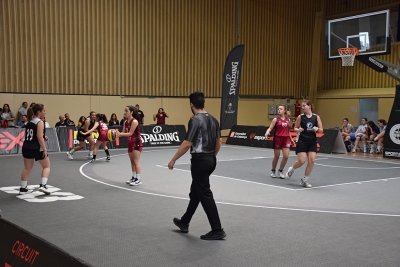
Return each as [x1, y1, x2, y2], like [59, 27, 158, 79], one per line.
[384, 85, 400, 158]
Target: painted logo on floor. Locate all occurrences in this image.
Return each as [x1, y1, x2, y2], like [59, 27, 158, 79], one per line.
[0, 185, 84, 202]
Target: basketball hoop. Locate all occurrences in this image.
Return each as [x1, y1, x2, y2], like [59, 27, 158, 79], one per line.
[338, 48, 359, 66]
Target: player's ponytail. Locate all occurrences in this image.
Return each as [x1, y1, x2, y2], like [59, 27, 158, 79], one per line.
[27, 107, 34, 121]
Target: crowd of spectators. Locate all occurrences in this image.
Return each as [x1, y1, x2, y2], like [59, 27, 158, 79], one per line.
[341, 117, 387, 154]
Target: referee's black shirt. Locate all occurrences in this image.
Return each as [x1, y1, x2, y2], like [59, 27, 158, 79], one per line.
[185, 112, 221, 154]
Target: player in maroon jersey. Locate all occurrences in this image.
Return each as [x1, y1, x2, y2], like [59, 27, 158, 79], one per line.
[116, 105, 143, 186]
[265, 105, 295, 179]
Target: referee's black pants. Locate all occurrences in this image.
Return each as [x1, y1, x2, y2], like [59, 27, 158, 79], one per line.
[181, 154, 222, 231]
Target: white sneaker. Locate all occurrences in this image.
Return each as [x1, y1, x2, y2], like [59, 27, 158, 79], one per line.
[300, 179, 312, 188]
[38, 184, 51, 195]
[87, 154, 92, 159]
[270, 171, 277, 178]
[90, 158, 96, 163]
[66, 151, 73, 160]
[129, 179, 142, 186]
[126, 177, 135, 184]
[351, 148, 356, 153]
[285, 167, 294, 180]
[279, 171, 285, 179]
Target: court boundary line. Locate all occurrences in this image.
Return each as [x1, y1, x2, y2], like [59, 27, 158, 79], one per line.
[79, 154, 400, 217]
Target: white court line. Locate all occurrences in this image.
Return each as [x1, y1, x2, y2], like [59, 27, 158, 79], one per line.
[299, 176, 400, 190]
[156, 165, 296, 191]
[80, 161, 400, 217]
[314, 163, 400, 169]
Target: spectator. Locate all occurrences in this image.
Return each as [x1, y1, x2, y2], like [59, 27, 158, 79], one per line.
[16, 115, 28, 128]
[153, 108, 169, 125]
[18, 102, 28, 121]
[373, 119, 387, 154]
[351, 117, 368, 153]
[109, 113, 120, 127]
[341, 118, 353, 152]
[29, 102, 36, 108]
[77, 116, 86, 127]
[42, 117, 51, 128]
[1, 104, 15, 128]
[135, 104, 145, 124]
[55, 114, 67, 127]
[120, 117, 126, 127]
[65, 113, 75, 126]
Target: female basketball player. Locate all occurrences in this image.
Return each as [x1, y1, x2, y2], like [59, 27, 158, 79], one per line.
[19, 104, 51, 195]
[80, 113, 111, 162]
[265, 105, 295, 179]
[285, 100, 323, 188]
[116, 105, 143, 186]
[66, 111, 96, 160]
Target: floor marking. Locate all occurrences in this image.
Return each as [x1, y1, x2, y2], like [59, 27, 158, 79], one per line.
[80, 162, 400, 217]
[156, 165, 296, 191]
[298, 176, 400, 190]
[314, 163, 400, 169]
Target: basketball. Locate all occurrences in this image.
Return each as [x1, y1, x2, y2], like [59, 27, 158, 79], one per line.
[107, 129, 117, 141]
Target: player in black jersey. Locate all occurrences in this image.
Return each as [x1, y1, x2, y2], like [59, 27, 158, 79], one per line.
[285, 100, 323, 188]
[19, 104, 51, 195]
[66, 111, 96, 160]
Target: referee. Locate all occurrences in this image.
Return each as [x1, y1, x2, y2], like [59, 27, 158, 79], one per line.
[168, 91, 226, 240]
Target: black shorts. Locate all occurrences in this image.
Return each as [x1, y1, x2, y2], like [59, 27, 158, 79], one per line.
[77, 133, 90, 142]
[22, 148, 47, 161]
[295, 140, 317, 154]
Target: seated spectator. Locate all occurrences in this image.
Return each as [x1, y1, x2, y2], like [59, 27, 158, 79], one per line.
[16, 115, 28, 128]
[366, 121, 379, 153]
[153, 108, 169, 125]
[373, 119, 387, 154]
[351, 117, 368, 153]
[55, 114, 67, 127]
[65, 113, 75, 126]
[341, 118, 353, 152]
[1, 104, 15, 128]
[43, 117, 51, 128]
[109, 113, 119, 127]
[18, 102, 28, 121]
[29, 102, 36, 108]
[77, 116, 86, 127]
[120, 117, 125, 126]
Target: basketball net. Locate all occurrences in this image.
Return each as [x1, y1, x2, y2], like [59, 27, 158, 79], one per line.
[338, 48, 359, 66]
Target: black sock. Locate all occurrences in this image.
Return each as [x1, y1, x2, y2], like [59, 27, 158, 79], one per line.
[105, 149, 110, 156]
[271, 169, 276, 172]
[92, 155, 97, 160]
[279, 169, 283, 172]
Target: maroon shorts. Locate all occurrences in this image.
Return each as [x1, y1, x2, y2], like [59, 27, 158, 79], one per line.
[273, 136, 291, 150]
[128, 142, 142, 153]
[98, 133, 108, 142]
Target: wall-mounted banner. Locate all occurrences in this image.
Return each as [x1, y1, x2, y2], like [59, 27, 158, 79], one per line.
[225, 125, 345, 154]
[220, 45, 245, 130]
[57, 125, 186, 151]
[0, 128, 59, 155]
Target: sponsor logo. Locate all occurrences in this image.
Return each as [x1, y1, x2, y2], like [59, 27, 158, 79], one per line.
[369, 57, 385, 69]
[226, 62, 240, 95]
[389, 124, 400, 145]
[0, 185, 84, 202]
[231, 132, 247, 139]
[384, 151, 400, 157]
[0, 131, 25, 150]
[11, 240, 40, 265]
[230, 131, 236, 138]
[306, 122, 314, 131]
[141, 132, 180, 144]
[249, 133, 256, 139]
[152, 126, 163, 134]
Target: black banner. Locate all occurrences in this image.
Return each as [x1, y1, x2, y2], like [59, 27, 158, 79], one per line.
[57, 125, 186, 151]
[220, 45, 245, 130]
[0, 217, 92, 267]
[226, 125, 344, 154]
[356, 56, 388, 72]
[383, 85, 400, 158]
[0, 128, 59, 155]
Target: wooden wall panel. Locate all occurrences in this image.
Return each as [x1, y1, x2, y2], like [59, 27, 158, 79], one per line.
[239, 0, 322, 98]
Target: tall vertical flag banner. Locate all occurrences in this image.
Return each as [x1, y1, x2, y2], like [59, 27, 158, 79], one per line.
[220, 45, 245, 130]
